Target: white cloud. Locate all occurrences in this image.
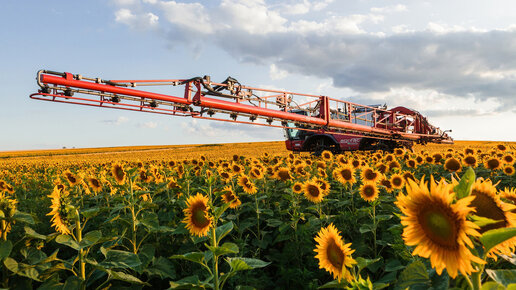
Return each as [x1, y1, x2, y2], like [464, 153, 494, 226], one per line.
[158, 1, 213, 33]
[269, 64, 288, 80]
[219, 0, 288, 34]
[139, 121, 158, 128]
[112, 1, 516, 113]
[102, 116, 129, 125]
[115, 8, 159, 29]
[280, 0, 334, 15]
[370, 4, 407, 14]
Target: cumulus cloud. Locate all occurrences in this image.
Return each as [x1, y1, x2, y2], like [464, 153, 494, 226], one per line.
[269, 63, 288, 80]
[102, 116, 129, 125]
[113, 0, 516, 114]
[115, 8, 159, 29]
[279, 0, 335, 15]
[138, 121, 158, 128]
[370, 4, 407, 14]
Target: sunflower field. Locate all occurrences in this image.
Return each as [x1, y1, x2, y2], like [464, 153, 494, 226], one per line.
[0, 141, 515, 289]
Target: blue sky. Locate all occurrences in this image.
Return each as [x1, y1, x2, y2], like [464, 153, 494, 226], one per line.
[2, 0, 516, 150]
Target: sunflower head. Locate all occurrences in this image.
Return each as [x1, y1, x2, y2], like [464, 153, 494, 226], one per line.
[111, 163, 126, 185]
[406, 159, 417, 168]
[333, 165, 356, 186]
[303, 181, 324, 203]
[503, 165, 515, 176]
[390, 173, 405, 189]
[292, 182, 303, 194]
[321, 150, 333, 161]
[167, 177, 181, 189]
[314, 224, 356, 282]
[274, 167, 293, 181]
[396, 177, 485, 278]
[484, 158, 502, 170]
[470, 178, 514, 233]
[47, 185, 72, 235]
[87, 177, 102, 193]
[220, 187, 241, 209]
[183, 193, 213, 237]
[238, 175, 257, 194]
[63, 170, 80, 186]
[495, 143, 507, 151]
[444, 157, 462, 172]
[359, 182, 379, 202]
[463, 155, 477, 167]
[361, 166, 380, 183]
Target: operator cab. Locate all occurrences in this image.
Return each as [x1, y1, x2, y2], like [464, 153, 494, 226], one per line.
[284, 110, 312, 141]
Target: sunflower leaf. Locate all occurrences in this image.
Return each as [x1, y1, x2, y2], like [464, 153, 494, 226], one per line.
[356, 257, 381, 275]
[55, 235, 80, 250]
[228, 257, 270, 272]
[480, 227, 516, 254]
[170, 252, 206, 266]
[206, 242, 239, 257]
[0, 240, 12, 260]
[453, 167, 475, 199]
[480, 281, 506, 290]
[13, 211, 35, 225]
[471, 215, 503, 228]
[486, 270, 516, 287]
[215, 222, 234, 244]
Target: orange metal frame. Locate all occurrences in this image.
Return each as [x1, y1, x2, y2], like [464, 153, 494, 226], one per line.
[30, 70, 453, 144]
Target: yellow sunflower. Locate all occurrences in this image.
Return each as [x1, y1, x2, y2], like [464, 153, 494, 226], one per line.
[274, 167, 293, 181]
[484, 157, 502, 170]
[47, 185, 72, 235]
[396, 177, 485, 278]
[63, 170, 80, 186]
[444, 157, 462, 173]
[139, 170, 152, 183]
[406, 159, 417, 169]
[220, 186, 241, 209]
[231, 163, 244, 175]
[321, 150, 333, 162]
[0, 192, 17, 237]
[238, 175, 257, 194]
[402, 171, 416, 183]
[503, 165, 515, 176]
[167, 177, 181, 189]
[87, 177, 102, 193]
[314, 224, 356, 282]
[361, 166, 381, 183]
[359, 182, 379, 202]
[313, 177, 331, 196]
[390, 173, 405, 190]
[249, 166, 264, 179]
[303, 181, 324, 203]
[333, 165, 356, 186]
[463, 155, 478, 168]
[292, 182, 303, 194]
[502, 154, 515, 165]
[111, 163, 126, 185]
[183, 193, 213, 237]
[469, 179, 516, 258]
[379, 178, 394, 193]
[217, 168, 233, 183]
[501, 187, 516, 209]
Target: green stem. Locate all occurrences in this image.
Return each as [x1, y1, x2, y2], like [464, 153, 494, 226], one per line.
[211, 228, 220, 290]
[76, 215, 86, 282]
[372, 203, 377, 258]
[255, 193, 260, 240]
